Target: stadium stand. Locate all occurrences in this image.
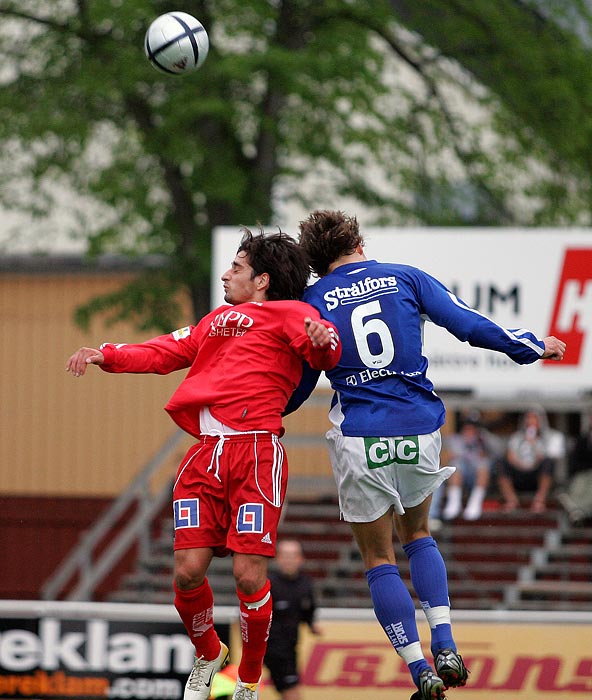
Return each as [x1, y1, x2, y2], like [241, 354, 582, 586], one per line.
[107, 495, 592, 612]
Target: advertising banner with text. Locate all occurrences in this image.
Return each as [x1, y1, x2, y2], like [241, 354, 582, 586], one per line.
[1, 604, 591, 700]
[214, 227, 592, 398]
[293, 618, 592, 700]
[0, 603, 231, 700]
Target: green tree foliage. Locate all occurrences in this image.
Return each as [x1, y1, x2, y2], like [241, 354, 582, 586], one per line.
[390, 0, 592, 224]
[0, 0, 591, 329]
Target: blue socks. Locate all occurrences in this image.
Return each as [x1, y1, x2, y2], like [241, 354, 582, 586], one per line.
[402, 536, 456, 658]
[366, 538, 459, 687]
[366, 563, 429, 686]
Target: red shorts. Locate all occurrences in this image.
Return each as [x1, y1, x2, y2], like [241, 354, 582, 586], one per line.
[172, 433, 288, 557]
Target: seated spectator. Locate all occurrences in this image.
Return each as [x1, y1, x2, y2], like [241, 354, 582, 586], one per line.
[557, 415, 592, 525]
[495, 407, 565, 513]
[441, 415, 495, 521]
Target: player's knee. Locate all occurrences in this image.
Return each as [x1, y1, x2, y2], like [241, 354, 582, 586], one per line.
[233, 554, 268, 595]
[173, 552, 206, 590]
[233, 566, 268, 596]
[173, 570, 205, 590]
[234, 570, 264, 596]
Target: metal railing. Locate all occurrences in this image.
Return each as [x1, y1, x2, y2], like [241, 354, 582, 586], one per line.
[41, 430, 188, 601]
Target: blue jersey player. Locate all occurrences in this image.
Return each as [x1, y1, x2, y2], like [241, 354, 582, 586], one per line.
[295, 210, 566, 700]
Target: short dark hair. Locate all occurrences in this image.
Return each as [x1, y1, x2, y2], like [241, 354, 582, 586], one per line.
[298, 210, 363, 277]
[237, 227, 310, 301]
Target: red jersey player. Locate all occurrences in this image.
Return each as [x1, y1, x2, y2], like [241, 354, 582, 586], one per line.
[66, 229, 341, 700]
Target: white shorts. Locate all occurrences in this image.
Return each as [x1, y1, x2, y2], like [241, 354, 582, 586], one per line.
[326, 427, 455, 522]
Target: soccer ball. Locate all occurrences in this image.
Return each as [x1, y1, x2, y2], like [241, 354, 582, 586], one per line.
[144, 12, 209, 75]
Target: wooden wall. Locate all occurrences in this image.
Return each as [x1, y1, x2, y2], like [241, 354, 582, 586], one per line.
[0, 262, 335, 499]
[1, 268, 187, 496]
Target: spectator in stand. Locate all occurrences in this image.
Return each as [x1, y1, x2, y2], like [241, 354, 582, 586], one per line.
[557, 414, 592, 525]
[264, 540, 321, 700]
[495, 407, 565, 513]
[441, 415, 495, 521]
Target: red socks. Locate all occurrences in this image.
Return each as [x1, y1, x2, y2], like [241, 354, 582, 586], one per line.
[174, 576, 273, 682]
[174, 578, 221, 660]
[237, 580, 273, 683]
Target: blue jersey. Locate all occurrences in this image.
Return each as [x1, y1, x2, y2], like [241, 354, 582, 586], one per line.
[296, 260, 545, 437]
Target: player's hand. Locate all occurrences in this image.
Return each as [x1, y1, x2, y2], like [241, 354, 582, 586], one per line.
[304, 317, 333, 348]
[66, 347, 105, 377]
[541, 336, 566, 361]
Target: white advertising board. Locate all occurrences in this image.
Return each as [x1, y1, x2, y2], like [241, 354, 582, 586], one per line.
[213, 227, 592, 399]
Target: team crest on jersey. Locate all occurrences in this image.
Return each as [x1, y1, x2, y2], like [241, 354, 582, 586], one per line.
[364, 436, 419, 469]
[172, 326, 191, 341]
[174, 499, 200, 528]
[237, 503, 264, 533]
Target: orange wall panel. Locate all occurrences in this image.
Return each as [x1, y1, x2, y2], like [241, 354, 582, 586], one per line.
[0, 272, 189, 497]
[0, 268, 336, 498]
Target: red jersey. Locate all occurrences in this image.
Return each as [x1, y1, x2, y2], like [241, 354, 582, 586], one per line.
[100, 300, 340, 437]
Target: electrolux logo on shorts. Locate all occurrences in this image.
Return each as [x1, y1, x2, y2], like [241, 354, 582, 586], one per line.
[0, 618, 194, 673]
[323, 276, 398, 311]
[546, 248, 592, 366]
[364, 436, 419, 469]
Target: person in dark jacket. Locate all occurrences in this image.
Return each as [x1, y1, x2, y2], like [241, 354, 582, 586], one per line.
[264, 540, 321, 700]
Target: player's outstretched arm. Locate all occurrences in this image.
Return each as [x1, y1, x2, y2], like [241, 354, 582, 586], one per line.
[66, 347, 105, 377]
[541, 336, 566, 361]
[304, 317, 333, 348]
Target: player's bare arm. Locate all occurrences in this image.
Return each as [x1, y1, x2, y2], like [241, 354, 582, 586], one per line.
[66, 347, 105, 377]
[304, 317, 333, 348]
[541, 336, 566, 361]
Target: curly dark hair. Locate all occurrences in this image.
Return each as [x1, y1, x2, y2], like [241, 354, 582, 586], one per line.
[298, 210, 364, 277]
[237, 227, 310, 301]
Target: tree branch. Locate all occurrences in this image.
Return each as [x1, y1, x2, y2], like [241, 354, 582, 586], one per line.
[330, 5, 512, 220]
[0, 7, 70, 32]
[0, 3, 111, 40]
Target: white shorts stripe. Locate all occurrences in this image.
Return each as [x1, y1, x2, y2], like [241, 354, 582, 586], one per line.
[254, 433, 284, 507]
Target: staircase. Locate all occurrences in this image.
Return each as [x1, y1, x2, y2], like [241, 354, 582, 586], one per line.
[504, 522, 592, 611]
[108, 496, 592, 612]
[434, 505, 564, 609]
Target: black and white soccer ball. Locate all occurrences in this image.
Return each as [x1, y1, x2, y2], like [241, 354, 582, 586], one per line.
[144, 12, 209, 75]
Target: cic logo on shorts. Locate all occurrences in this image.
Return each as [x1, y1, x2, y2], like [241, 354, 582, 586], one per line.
[364, 436, 419, 469]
